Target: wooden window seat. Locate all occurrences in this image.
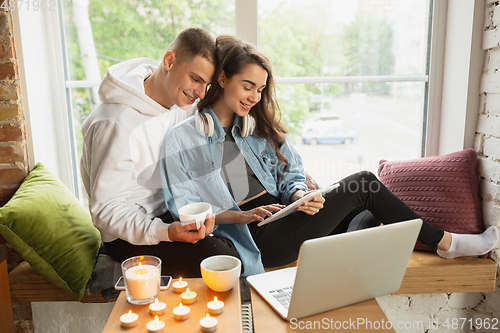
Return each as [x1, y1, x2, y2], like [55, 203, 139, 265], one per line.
[5, 251, 497, 304]
[265, 251, 497, 295]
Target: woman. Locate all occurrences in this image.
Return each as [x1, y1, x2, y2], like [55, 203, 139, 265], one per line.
[160, 35, 498, 276]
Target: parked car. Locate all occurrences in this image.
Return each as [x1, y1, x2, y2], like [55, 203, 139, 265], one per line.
[302, 125, 357, 145]
[302, 113, 342, 133]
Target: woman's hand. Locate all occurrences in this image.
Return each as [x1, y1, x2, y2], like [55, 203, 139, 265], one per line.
[238, 204, 285, 224]
[291, 189, 325, 216]
[167, 213, 215, 243]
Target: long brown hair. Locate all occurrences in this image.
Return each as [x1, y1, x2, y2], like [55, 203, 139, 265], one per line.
[198, 35, 289, 168]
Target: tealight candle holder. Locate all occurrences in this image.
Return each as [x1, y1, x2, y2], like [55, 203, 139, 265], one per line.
[180, 288, 197, 305]
[172, 277, 188, 293]
[200, 313, 218, 332]
[207, 296, 224, 315]
[146, 315, 165, 333]
[149, 298, 167, 316]
[119, 310, 138, 328]
[173, 302, 190, 321]
[121, 255, 161, 305]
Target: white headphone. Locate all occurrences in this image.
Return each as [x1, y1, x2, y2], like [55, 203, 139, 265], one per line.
[196, 112, 255, 138]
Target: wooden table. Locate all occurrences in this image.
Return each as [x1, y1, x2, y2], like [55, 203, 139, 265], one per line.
[102, 278, 242, 332]
[250, 288, 395, 332]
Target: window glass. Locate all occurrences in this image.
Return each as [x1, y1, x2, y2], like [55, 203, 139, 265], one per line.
[259, 0, 430, 185]
[61, 0, 235, 161]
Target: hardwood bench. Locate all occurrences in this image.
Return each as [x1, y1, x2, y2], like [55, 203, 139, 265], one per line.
[265, 251, 497, 295]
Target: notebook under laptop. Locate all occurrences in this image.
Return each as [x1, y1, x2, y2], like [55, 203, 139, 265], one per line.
[247, 218, 422, 321]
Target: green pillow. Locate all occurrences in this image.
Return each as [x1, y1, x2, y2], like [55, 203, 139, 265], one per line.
[0, 162, 101, 300]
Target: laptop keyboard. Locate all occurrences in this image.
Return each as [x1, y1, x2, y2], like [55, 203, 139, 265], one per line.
[269, 286, 293, 309]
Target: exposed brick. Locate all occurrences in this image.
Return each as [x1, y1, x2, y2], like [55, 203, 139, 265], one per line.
[477, 114, 500, 137]
[486, 48, 500, 72]
[0, 61, 17, 79]
[0, 81, 18, 100]
[484, 136, 500, 158]
[0, 145, 23, 163]
[481, 71, 500, 93]
[485, 93, 500, 115]
[0, 36, 14, 59]
[0, 104, 20, 120]
[478, 155, 500, 183]
[481, 179, 500, 202]
[0, 13, 11, 37]
[0, 185, 17, 206]
[0, 167, 26, 185]
[0, 123, 21, 141]
[483, 28, 500, 50]
[482, 200, 500, 226]
[474, 133, 484, 153]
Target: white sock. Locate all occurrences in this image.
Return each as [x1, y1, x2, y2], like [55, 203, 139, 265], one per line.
[437, 226, 498, 259]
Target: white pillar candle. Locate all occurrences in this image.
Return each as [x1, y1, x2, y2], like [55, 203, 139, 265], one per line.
[173, 302, 190, 321]
[172, 277, 188, 293]
[180, 288, 197, 305]
[146, 315, 165, 333]
[124, 263, 159, 300]
[149, 298, 167, 316]
[199, 313, 218, 332]
[207, 296, 224, 315]
[119, 310, 138, 328]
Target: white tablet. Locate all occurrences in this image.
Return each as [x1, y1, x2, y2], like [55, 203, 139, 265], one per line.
[257, 183, 340, 227]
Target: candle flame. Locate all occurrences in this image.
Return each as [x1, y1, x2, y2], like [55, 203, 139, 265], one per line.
[206, 313, 210, 318]
[179, 302, 183, 308]
[186, 288, 190, 293]
[139, 262, 142, 269]
[214, 296, 217, 302]
[134, 262, 148, 275]
[154, 298, 159, 304]
[154, 315, 159, 323]
[127, 310, 132, 315]
[179, 277, 182, 282]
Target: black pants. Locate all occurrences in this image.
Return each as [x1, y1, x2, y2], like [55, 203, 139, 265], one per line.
[103, 211, 240, 278]
[246, 171, 444, 267]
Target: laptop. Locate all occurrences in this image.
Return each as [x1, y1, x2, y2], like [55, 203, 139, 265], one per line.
[247, 218, 422, 320]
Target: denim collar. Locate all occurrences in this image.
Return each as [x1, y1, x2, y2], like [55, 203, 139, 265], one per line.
[200, 107, 244, 143]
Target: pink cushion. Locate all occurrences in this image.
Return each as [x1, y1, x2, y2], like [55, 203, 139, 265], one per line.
[378, 148, 484, 252]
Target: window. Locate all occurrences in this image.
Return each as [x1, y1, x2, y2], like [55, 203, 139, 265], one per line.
[18, 0, 484, 197]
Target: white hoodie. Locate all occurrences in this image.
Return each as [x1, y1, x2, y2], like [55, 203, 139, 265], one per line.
[80, 58, 196, 245]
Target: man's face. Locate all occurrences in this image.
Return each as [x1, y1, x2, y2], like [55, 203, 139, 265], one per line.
[163, 55, 215, 109]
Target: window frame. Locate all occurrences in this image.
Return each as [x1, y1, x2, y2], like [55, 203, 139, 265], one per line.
[14, 0, 485, 195]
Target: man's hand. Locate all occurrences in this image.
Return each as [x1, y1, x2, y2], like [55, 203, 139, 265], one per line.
[167, 213, 215, 243]
[238, 204, 285, 224]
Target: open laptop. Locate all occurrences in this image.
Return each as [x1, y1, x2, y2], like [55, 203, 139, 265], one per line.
[247, 218, 422, 321]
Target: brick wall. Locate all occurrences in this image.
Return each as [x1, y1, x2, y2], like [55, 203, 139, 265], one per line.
[0, 8, 28, 207]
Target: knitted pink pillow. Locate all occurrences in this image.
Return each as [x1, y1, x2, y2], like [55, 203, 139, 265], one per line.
[378, 148, 484, 252]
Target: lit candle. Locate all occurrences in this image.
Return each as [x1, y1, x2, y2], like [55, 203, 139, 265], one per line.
[119, 310, 138, 328]
[207, 296, 224, 315]
[199, 313, 218, 332]
[146, 315, 165, 333]
[172, 277, 188, 293]
[124, 262, 160, 300]
[149, 298, 167, 316]
[172, 302, 190, 321]
[180, 288, 197, 305]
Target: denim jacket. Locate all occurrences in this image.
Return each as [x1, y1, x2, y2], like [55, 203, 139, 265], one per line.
[160, 107, 307, 276]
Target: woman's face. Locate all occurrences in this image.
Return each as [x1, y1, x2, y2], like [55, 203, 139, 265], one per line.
[219, 63, 268, 118]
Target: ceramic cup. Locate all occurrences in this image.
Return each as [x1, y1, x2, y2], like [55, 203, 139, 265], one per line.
[178, 202, 212, 229]
[200, 255, 241, 292]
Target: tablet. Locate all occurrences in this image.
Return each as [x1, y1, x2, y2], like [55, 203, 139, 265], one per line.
[257, 183, 339, 227]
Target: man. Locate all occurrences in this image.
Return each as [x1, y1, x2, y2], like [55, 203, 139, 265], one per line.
[80, 28, 240, 277]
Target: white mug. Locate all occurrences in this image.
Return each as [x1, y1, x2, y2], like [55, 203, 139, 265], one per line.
[200, 255, 241, 292]
[178, 202, 212, 229]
